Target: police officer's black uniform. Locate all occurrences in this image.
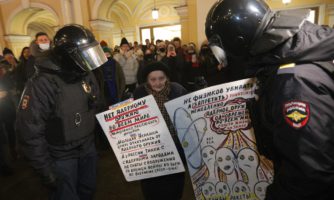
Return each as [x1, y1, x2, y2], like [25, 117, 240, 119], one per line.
[206, 0, 334, 199]
[16, 24, 107, 200]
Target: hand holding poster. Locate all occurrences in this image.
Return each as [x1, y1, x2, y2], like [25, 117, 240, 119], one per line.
[165, 78, 274, 200]
[96, 95, 185, 182]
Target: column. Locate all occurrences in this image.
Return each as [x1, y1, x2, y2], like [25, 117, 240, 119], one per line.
[123, 27, 136, 44]
[112, 29, 122, 48]
[175, 5, 189, 44]
[90, 19, 114, 47]
[327, 4, 334, 27]
[4, 35, 32, 58]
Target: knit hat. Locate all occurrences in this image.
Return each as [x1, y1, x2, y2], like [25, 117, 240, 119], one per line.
[143, 61, 170, 81]
[100, 40, 108, 47]
[102, 46, 112, 55]
[3, 47, 13, 56]
[120, 37, 129, 46]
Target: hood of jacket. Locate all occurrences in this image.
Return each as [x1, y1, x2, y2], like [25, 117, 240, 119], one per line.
[30, 40, 51, 58]
[247, 10, 334, 69]
[29, 39, 62, 72]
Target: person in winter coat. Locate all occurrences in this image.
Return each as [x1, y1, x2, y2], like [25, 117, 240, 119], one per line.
[0, 60, 17, 160]
[16, 24, 106, 200]
[133, 61, 187, 200]
[25, 32, 52, 80]
[100, 46, 126, 106]
[16, 46, 32, 94]
[0, 62, 15, 175]
[206, 0, 334, 199]
[113, 37, 139, 93]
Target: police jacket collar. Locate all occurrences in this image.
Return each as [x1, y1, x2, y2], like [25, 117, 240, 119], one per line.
[34, 53, 62, 73]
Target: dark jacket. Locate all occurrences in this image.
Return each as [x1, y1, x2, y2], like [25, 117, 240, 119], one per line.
[161, 56, 184, 84]
[0, 62, 16, 123]
[94, 57, 126, 107]
[15, 52, 100, 179]
[251, 19, 334, 200]
[133, 82, 187, 158]
[24, 41, 50, 79]
[0, 70, 15, 122]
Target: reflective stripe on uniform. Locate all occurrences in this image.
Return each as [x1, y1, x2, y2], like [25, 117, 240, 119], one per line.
[277, 63, 296, 75]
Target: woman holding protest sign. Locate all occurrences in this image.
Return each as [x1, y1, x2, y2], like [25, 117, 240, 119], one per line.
[133, 61, 187, 200]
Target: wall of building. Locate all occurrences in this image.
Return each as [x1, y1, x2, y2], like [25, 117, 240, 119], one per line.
[0, 0, 334, 57]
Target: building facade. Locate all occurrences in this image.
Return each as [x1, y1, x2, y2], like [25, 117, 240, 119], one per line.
[0, 0, 334, 57]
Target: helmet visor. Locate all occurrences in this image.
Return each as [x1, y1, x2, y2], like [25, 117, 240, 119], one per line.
[78, 42, 107, 71]
[208, 35, 228, 67]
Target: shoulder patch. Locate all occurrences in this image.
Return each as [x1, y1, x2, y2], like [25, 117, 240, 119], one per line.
[283, 100, 310, 129]
[21, 95, 30, 110]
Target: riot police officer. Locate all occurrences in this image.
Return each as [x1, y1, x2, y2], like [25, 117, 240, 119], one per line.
[206, 0, 334, 199]
[16, 24, 107, 200]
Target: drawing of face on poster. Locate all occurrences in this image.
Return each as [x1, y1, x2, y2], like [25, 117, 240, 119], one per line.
[215, 182, 230, 197]
[254, 181, 269, 200]
[202, 182, 216, 199]
[237, 147, 259, 178]
[231, 181, 251, 198]
[237, 147, 260, 192]
[216, 147, 236, 175]
[202, 145, 217, 178]
[173, 108, 207, 172]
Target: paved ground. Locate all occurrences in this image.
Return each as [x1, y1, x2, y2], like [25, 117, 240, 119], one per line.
[0, 149, 195, 200]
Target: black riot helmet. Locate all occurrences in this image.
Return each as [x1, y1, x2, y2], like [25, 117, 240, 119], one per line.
[205, 0, 272, 63]
[53, 24, 107, 72]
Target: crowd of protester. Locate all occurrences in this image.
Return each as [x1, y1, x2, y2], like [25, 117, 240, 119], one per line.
[0, 33, 229, 177]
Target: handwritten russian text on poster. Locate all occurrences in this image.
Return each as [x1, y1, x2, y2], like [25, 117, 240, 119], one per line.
[96, 95, 185, 182]
[165, 78, 273, 200]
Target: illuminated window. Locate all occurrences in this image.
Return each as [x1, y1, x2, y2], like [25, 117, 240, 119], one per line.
[141, 28, 151, 43]
[140, 24, 181, 44]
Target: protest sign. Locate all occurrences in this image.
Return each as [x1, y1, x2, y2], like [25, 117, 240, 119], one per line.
[96, 95, 185, 182]
[165, 78, 273, 200]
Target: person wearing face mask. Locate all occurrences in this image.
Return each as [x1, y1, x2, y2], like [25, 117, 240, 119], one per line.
[24, 32, 51, 81]
[156, 41, 167, 61]
[92, 46, 126, 150]
[99, 46, 126, 105]
[143, 49, 155, 63]
[183, 43, 207, 92]
[113, 37, 139, 94]
[137, 49, 156, 85]
[160, 43, 184, 85]
[198, 42, 223, 86]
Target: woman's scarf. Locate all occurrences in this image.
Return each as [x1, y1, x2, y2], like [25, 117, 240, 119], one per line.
[144, 80, 177, 138]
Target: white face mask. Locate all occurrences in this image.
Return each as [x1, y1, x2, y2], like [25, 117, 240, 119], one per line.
[39, 43, 50, 51]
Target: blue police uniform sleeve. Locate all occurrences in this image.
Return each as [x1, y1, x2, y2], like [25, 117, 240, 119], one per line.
[271, 64, 334, 186]
[16, 76, 56, 176]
